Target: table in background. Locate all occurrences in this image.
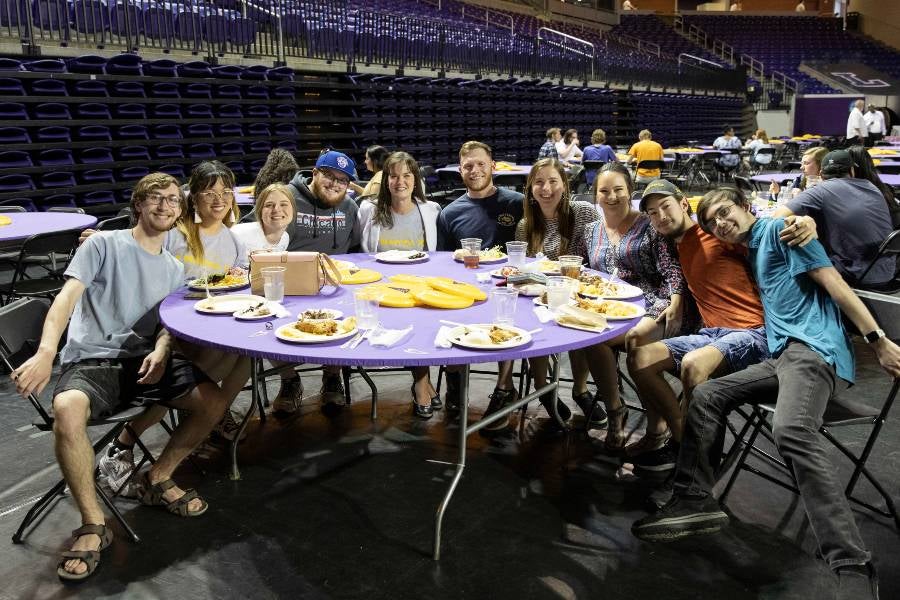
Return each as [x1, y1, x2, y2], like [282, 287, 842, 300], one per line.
[437, 164, 533, 177]
[159, 251, 642, 559]
[0, 212, 97, 245]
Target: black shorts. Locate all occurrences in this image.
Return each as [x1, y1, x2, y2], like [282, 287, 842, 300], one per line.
[53, 353, 211, 420]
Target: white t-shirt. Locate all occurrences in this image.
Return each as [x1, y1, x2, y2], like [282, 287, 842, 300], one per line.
[230, 222, 289, 255]
[555, 140, 582, 161]
[847, 107, 868, 139]
[864, 110, 886, 135]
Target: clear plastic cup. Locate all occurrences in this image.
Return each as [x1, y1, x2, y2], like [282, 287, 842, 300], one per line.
[353, 289, 380, 330]
[505, 241, 527, 268]
[490, 286, 519, 326]
[545, 276, 573, 315]
[558, 255, 583, 279]
[260, 266, 286, 303]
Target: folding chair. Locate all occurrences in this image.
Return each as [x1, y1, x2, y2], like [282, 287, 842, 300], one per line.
[0, 230, 81, 305]
[0, 299, 161, 544]
[719, 289, 900, 530]
[854, 229, 900, 293]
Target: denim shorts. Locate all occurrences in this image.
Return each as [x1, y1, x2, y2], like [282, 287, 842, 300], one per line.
[662, 326, 769, 375]
[53, 353, 210, 419]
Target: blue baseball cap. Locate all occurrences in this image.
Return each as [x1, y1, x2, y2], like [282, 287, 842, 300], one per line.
[315, 151, 356, 181]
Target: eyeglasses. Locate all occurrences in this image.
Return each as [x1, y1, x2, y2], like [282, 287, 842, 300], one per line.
[316, 169, 350, 188]
[708, 203, 736, 227]
[196, 189, 235, 203]
[144, 193, 181, 207]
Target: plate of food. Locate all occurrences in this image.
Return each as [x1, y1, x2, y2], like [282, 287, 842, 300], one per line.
[374, 250, 429, 264]
[297, 308, 344, 321]
[275, 317, 358, 344]
[577, 275, 643, 300]
[490, 265, 521, 279]
[452, 246, 508, 265]
[447, 324, 532, 350]
[194, 294, 268, 315]
[188, 270, 250, 292]
[573, 297, 645, 320]
[233, 301, 274, 320]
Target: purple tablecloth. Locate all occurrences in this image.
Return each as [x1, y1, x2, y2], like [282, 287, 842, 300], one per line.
[235, 191, 254, 206]
[159, 252, 642, 368]
[0, 212, 97, 243]
[751, 172, 900, 186]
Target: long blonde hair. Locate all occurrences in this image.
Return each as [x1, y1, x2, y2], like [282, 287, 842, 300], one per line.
[522, 158, 572, 256]
[178, 161, 239, 264]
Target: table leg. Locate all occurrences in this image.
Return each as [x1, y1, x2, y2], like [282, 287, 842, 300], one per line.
[230, 357, 261, 481]
[433, 364, 469, 561]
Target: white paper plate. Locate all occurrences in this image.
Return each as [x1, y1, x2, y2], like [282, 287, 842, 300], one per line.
[194, 294, 267, 315]
[447, 324, 532, 350]
[187, 277, 250, 292]
[555, 319, 609, 333]
[233, 303, 276, 320]
[453, 253, 508, 265]
[374, 250, 429, 264]
[275, 322, 358, 344]
[490, 266, 522, 279]
[574, 299, 646, 321]
[578, 280, 644, 300]
[297, 308, 344, 321]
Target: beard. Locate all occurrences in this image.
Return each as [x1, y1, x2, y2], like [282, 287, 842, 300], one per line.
[311, 180, 345, 208]
[465, 174, 493, 194]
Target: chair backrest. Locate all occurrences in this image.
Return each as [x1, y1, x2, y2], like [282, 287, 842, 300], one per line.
[16, 230, 81, 262]
[0, 297, 50, 372]
[637, 160, 666, 170]
[97, 214, 131, 230]
[856, 229, 900, 288]
[854, 289, 900, 341]
[733, 176, 755, 194]
[47, 207, 86, 214]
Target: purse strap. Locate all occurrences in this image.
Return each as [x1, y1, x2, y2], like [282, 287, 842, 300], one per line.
[318, 253, 342, 289]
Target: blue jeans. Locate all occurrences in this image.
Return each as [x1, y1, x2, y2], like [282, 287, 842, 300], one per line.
[676, 341, 870, 569]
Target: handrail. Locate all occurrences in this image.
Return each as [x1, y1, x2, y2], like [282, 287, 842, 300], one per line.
[679, 53, 723, 70]
[688, 24, 707, 48]
[537, 27, 595, 78]
[772, 70, 798, 92]
[673, 15, 684, 35]
[712, 39, 735, 64]
[245, 0, 284, 65]
[612, 32, 660, 57]
[740, 53, 765, 80]
[461, 3, 514, 34]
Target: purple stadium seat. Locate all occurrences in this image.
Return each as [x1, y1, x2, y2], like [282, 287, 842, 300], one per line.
[266, 66, 294, 81]
[0, 58, 24, 71]
[240, 64, 268, 80]
[41, 194, 78, 209]
[215, 104, 242, 119]
[118, 188, 133, 202]
[29, 78, 68, 96]
[79, 190, 117, 206]
[0, 174, 35, 194]
[243, 85, 268, 99]
[33, 103, 71, 119]
[158, 164, 185, 178]
[112, 81, 146, 97]
[177, 60, 212, 78]
[36, 126, 72, 143]
[79, 147, 114, 164]
[154, 145, 184, 159]
[217, 123, 244, 137]
[213, 84, 241, 99]
[118, 166, 150, 181]
[117, 146, 150, 161]
[67, 54, 107, 74]
[276, 140, 297, 152]
[76, 125, 111, 141]
[105, 53, 143, 75]
[151, 104, 182, 118]
[249, 141, 271, 154]
[72, 80, 109, 97]
[182, 82, 211, 98]
[152, 124, 182, 139]
[40, 171, 76, 189]
[80, 169, 115, 185]
[25, 58, 66, 72]
[218, 142, 244, 156]
[114, 103, 146, 119]
[76, 102, 111, 120]
[37, 149, 74, 165]
[0, 78, 26, 96]
[0, 103, 27, 120]
[224, 161, 246, 178]
[273, 105, 295, 118]
[184, 104, 213, 119]
[245, 105, 270, 119]
[150, 82, 180, 98]
[247, 123, 271, 137]
[212, 65, 243, 79]
[0, 151, 33, 168]
[274, 123, 297, 138]
[0, 127, 31, 144]
[115, 124, 148, 140]
[186, 124, 213, 138]
[143, 58, 177, 77]
[272, 86, 295, 99]
[188, 143, 216, 159]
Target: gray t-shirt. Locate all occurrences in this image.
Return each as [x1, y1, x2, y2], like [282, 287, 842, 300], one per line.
[786, 177, 894, 284]
[61, 230, 185, 364]
[164, 226, 248, 281]
[376, 208, 425, 251]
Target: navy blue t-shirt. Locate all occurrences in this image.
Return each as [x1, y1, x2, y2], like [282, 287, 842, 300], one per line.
[436, 187, 524, 251]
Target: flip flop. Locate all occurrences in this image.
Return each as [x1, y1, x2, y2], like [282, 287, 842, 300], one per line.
[57, 523, 113, 582]
[138, 473, 208, 517]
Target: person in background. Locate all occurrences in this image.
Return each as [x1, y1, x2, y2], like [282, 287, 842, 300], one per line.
[253, 148, 299, 199]
[556, 128, 583, 163]
[627, 129, 665, 184]
[582, 128, 618, 188]
[349, 145, 390, 198]
[744, 128, 773, 170]
[847, 99, 868, 146]
[770, 146, 828, 199]
[730, 1, 742, 11]
[795, 0, 806, 11]
[864, 104, 886, 146]
[574, 163, 694, 450]
[622, 0, 637, 10]
[358, 152, 442, 418]
[847, 145, 900, 228]
[539, 128, 561, 160]
[712, 125, 742, 172]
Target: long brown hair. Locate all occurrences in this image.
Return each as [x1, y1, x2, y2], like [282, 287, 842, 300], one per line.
[522, 158, 572, 256]
[178, 161, 238, 264]
[373, 152, 427, 228]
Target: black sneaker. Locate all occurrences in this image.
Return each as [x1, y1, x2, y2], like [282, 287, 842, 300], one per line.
[444, 371, 461, 413]
[632, 440, 678, 473]
[538, 390, 571, 432]
[573, 391, 608, 428]
[836, 563, 879, 600]
[481, 387, 517, 432]
[647, 469, 676, 511]
[632, 495, 729, 541]
[320, 373, 345, 414]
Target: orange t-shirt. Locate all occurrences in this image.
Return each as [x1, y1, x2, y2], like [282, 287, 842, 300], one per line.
[628, 139, 664, 178]
[677, 225, 765, 329]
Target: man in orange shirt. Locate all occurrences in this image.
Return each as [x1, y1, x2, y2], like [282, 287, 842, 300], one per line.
[627, 129, 665, 183]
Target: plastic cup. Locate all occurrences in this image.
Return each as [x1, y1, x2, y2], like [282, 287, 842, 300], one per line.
[460, 237, 482, 269]
[558, 255, 583, 279]
[491, 286, 519, 326]
[353, 289, 380, 330]
[545, 276, 573, 315]
[506, 241, 527, 268]
[260, 266, 286, 303]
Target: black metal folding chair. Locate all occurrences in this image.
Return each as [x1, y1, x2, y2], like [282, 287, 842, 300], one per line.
[0, 298, 163, 544]
[0, 229, 81, 305]
[856, 229, 900, 292]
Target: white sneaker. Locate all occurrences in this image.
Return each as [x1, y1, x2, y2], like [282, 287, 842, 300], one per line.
[272, 377, 303, 415]
[212, 410, 248, 443]
[98, 446, 141, 498]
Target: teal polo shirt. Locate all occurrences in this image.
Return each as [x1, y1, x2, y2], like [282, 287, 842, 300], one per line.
[747, 218, 855, 383]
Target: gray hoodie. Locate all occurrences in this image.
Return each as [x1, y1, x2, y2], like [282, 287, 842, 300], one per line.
[285, 173, 360, 254]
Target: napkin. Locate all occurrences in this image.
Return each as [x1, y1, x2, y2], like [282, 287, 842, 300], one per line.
[475, 273, 492, 284]
[368, 325, 413, 348]
[267, 302, 291, 318]
[533, 305, 556, 324]
[556, 304, 609, 330]
[434, 326, 454, 348]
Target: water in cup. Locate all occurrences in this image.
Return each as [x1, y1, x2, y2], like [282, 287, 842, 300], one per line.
[491, 286, 519, 326]
[354, 289, 380, 330]
[506, 241, 527, 268]
[260, 266, 286, 303]
[545, 276, 572, 315]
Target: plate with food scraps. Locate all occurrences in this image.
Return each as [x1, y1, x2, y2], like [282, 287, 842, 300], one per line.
[188, 271, 250, 291]
[577, 276, 643, 300]
[452, 247, 508, 265]
[447, 324, 532, 350]
[233, 301, 275, 320]
[194, 294, 267, 315]
[297, 308, 344, 321]
[490, 265, 522, 279]
[572, 297, 645, 320]
[374, 250, 430, 264]
[275, 317, 358, 344]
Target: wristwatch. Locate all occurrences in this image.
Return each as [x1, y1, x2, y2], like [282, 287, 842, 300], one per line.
[863, 328, 886, 343]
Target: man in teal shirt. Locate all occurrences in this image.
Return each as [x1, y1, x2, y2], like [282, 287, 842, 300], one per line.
[632, 187, 900, 600]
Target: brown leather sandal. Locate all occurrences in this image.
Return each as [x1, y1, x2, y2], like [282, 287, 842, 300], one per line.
[604, 403, 630, 452]
[138, 473, 208, 517]
[624, 429, 671, 457]
[57, 523, 113, 582]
